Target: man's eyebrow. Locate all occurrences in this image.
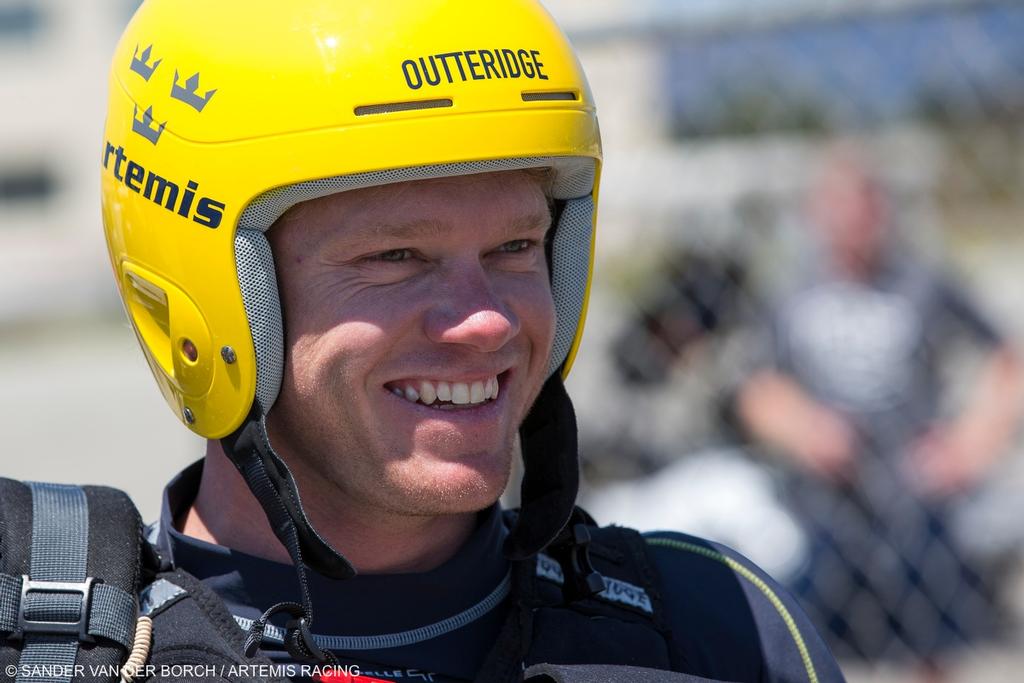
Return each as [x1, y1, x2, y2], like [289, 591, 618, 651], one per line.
[343, 209, 553, 245]
[504, 209, 554, 236]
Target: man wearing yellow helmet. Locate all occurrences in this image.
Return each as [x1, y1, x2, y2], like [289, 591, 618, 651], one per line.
[0, 1, 842, 682]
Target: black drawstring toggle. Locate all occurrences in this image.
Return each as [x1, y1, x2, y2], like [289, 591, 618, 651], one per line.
[243, 601, 337, 665]
[243, 601, 305, 658]
[549, 520, 605, 604]
[284, 616, 328, 664]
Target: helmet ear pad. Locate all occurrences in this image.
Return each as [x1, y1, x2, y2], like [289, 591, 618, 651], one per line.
[547, 194, 594, 376]
[234, 230, 286, 417]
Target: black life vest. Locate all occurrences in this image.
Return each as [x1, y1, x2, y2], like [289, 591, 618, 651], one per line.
[0, 478, 715, 683]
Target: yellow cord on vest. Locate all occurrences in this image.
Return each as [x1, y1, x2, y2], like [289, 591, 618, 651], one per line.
[120, 616, 153, 683]
[646, 537, 820, 683]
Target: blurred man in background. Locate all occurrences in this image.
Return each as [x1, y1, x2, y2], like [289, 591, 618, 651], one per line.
[736, 146, 1023, 680]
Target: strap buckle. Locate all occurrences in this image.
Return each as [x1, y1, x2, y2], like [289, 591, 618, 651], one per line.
[550, 524, 606, 604]
[16, 576, 97, 642]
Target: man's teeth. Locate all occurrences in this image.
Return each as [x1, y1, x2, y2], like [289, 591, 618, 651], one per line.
[420, 382, 437, 405]
[391, 378, 500, 407]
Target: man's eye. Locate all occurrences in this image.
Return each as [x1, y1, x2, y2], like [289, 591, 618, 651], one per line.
[372, 248, 414, 262]
[498, 239, 535, 253]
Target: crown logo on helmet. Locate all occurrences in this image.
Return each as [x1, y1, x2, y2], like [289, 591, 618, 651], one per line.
[129, 44, 161, 81]
[171, 71, 217, 112]
[132, 105, 167, 145]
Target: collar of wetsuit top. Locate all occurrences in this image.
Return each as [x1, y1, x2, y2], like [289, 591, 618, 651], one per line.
[155, 459, 512, 636]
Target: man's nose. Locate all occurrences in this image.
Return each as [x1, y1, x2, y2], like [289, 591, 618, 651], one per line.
[424, 262, 520, 352]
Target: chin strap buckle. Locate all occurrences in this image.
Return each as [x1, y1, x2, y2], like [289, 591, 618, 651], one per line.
[549, 516, 606, 604]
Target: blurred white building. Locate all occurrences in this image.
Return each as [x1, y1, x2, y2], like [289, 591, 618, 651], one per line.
[0, 0, 146, 322]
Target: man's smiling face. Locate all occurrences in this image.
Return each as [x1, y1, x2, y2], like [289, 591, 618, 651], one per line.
[265, 170, 556, 518]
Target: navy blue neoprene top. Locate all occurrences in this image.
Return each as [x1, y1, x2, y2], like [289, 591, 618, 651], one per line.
[154, 460, 846, 683]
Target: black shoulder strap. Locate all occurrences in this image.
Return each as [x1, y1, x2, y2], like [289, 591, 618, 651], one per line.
[476, 514, 687, 683]
[140, 570, 288, 683]
[0, 478, 289, 683]
[0, 478, 142, 683]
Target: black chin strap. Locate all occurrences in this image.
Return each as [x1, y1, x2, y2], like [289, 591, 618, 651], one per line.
[505, 373, 605, 602]
[504, 373, 580, 559]
[219, 401, 354, 663]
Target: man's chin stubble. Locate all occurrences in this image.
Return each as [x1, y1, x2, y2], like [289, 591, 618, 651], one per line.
[363, 443, 517, 518]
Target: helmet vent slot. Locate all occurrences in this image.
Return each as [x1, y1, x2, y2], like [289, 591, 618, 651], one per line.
[522, 91, 578, 102]
[354, 99, 453, 116]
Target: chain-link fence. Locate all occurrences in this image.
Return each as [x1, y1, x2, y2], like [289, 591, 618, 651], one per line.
[562, 1, 1024, 680]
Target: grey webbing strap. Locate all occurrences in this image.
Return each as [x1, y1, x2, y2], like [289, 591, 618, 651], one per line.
[16, 483, 89, 683]
[0, 573, 18, 630]
[86, 584, 135, 648]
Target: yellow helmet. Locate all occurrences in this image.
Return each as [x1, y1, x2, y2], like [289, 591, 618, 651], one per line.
[101, 0, 601, 439]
